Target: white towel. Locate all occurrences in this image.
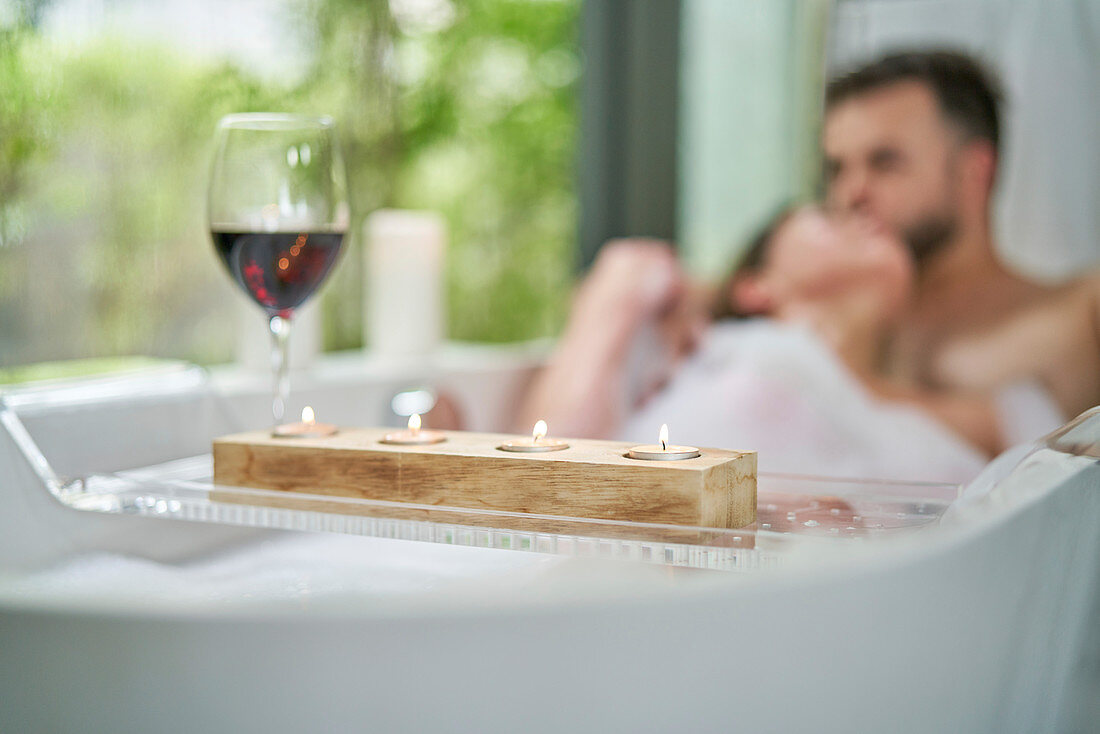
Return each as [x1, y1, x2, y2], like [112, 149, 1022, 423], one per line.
[994, 380, 1066, 448]
[619, 320, 989, 484]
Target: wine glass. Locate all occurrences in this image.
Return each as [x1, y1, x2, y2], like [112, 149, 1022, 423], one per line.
[208, 113, 348, 427]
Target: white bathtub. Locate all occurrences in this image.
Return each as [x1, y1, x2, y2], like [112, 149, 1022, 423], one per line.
[0, 354, 1097, 733]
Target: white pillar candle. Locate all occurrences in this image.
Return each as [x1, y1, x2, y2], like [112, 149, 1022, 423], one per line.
[364, 209, 446, 357]
[235, 297, 321, 374]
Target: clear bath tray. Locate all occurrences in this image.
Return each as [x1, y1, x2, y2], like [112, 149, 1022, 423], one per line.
[2, 369, 960, 572]
[60, 460, 957, 572]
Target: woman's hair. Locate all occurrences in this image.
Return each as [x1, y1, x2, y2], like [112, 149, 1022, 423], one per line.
[712, 203, 798, 320]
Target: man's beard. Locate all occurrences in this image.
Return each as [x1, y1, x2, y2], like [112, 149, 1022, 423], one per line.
[901, 213, 957, 263]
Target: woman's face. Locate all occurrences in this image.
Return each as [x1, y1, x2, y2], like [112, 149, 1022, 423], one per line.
[760, 207, 914, 318]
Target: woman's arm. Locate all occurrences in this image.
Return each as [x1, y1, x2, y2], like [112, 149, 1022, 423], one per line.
[513, 240, 696, 438]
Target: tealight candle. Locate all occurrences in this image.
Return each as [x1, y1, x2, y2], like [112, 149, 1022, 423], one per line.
[498, 420, 569, 452]
[627, 424, 700, 460]
[272, 406, 338, 438]
[380, 413, 447, 445]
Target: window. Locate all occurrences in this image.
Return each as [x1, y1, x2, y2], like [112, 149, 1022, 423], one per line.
[0, 0, 579, 372]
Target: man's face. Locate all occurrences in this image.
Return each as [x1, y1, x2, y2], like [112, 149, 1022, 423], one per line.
[823, 81, 960, 262]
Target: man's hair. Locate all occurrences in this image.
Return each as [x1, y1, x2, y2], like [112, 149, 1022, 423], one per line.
[825, 50, 1003, 155]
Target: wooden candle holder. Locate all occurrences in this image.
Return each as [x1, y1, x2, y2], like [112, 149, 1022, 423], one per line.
[212, 429, 757, 534]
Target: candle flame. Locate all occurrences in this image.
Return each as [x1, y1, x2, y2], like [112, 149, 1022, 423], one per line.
[533, 420, 548, 442]
[302, 406, 315, 424]
[659, 423, 669, 451]
[408, 413, 422, 432]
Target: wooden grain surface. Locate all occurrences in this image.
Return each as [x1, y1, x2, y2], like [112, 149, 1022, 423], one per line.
[212, 428, 757, 530]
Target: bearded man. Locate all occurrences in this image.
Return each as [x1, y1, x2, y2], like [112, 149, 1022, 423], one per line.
[822, 50, 1099, 446]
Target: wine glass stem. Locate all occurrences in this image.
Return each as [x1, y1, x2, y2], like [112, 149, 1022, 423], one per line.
[268, 314, 291, 425]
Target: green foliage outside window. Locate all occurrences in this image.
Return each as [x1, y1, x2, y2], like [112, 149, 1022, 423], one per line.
[0, 0, 578, 369]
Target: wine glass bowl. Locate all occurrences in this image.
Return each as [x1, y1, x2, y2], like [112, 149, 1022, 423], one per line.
[209, 230, 344, 317]
[208, 113, 348, 424]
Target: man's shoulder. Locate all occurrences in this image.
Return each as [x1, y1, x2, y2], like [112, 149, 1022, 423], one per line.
[1012, 267, 1100, 307]
[1072, 269, 1100, 322]
[1073, 268, 1100, 292]
[1043, 269, 1100, 311]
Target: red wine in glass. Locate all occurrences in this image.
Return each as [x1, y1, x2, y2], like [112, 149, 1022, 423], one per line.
[211, 230, 344, 317]
[208, 113, 348, 427]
